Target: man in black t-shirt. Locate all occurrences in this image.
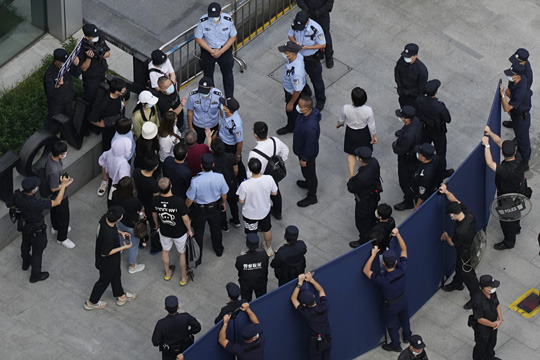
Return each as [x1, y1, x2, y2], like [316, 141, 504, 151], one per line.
[162, 142, 192, 199]
[439, 184, 480, 309]
[79, 24, 110, 107]
[291, 272, 331, 360]
[152, 178, 193, 286]
[153, 76, 186, 130]
[214, 282, 244, 324]
[85, 206, 138, 310]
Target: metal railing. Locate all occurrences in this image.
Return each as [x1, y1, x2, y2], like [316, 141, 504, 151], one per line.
[159, 0, 296, 89]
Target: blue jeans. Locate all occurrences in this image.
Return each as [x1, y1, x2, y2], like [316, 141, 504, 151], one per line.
[117, 222, 140, 265]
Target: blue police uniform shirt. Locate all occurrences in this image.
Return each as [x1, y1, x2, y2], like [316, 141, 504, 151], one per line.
[370, 257, 407, 301]
[508, 77, 532, 113]
[186, 171, 229, 204]
[186, 87, 223, 128]
[282, 54, 307, 94]
[219, 111, 243, 145]
[195, 13, 238, 49]
[287, 19, 326, 57]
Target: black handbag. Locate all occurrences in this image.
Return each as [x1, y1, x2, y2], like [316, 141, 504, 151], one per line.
[133, 220, 148, 239]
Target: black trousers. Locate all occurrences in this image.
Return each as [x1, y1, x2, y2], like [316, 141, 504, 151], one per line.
[191, 204, 223, 262]
[89, 263, 124, 304]
[200, 48, 234, 98]
[221, 190, 240, 226]
[499, 220, 520, 248]
[398, 157, 416, 202]
[300, 157, 318, 198]
[398, 94, 417, 108]
[355, 195, 379, 241]
[271, 188, 282, 216]
[422, 130, 448, 170]
[50, 197, 70, 241]
[511, 111, 531, 164]
[473, 326, 497, 360]
[311, 14, 333, 58]
[224, 143, 247, 182]
[144, 205, 163, 253]
[21, 228, 47, 276]
[449, 256, 480, 299]
[308, 335, 332, 360]
[304, 56, 326, 104]
[46, 97, 73, 133]
[240, 281, 267, 302]
[193, 124, 218, 145]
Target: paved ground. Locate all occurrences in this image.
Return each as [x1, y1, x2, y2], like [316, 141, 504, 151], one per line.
[1, 0, 540, 359]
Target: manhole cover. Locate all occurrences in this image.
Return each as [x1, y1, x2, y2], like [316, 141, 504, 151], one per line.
[509, 288, 540, 318]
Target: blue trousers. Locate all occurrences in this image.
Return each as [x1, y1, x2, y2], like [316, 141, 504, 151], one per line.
[384, 299, 411, 349]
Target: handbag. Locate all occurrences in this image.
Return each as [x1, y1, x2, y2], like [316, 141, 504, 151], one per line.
[133, 219, 148, 239]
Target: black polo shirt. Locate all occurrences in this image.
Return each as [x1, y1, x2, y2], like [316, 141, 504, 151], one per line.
[472, 291, 499, 324]
[508, 78, 531, 114]
[452, 204, 476, 260]
[296, 296, 331, 336]
[415, 95, 451, 134]
[495, 158, 523, 195]
[414, 155, 440, 200]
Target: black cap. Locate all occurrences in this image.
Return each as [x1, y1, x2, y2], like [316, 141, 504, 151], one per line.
[395, 105, 415, 119]
[21, 177, 40, 192]
[241, 323, 260, 340]
[201, 153, 214, 166]
[409, 335, 426, 349]
[219, 97, 240, 112]
[501, 140, 516, 157]
[509, 48, 529, 64]
[208, 2, 221, 17]
[354, 146, 372, 160]
[284, 225, 299, 241]
[298, 290, 316, 305]
[416, 143, 435, 158]
[83, 23, 100, 37]
[382, 249, 397, 262]
[226, 282, 241, 298]
[151, 50, 167, 66]
[479, 275, 500, 288]
[246, 233, 259, 248]
[504, 63, 525, 76]
[424, 79, 441, 96]
[292, 10, 309, 30]
[278, 41, 303, 53]
[53, 48, 68, 62]
[198, 77, 213, 94]
[401, 43, 419, 57]
[164, 295, 178, 307]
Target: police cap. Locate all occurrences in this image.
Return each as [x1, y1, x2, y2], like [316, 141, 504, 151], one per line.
[479, 275, 500, 288]
[164, 295, 178, 307]
[354, 146, 372, 160]
[241, 323, 260, 340]
[509, 48, 529, 64]
[151, 50, 167, 66]
[198, 76, 213, 94]
[292, 10, 309, 30]
[246, 233, 259, 248]
[53, 48, 68, 62]
[208, 2, 221, 17]
[219, 96, 240, 112]
[82, 23, 100, 37]
[409, 334, 426, 349]
[278, 41, 302, 53]
[416, 143, 435, 158]
[284, 225, 299, 242]
[504, 63, 525, 76]
[22, 177, 40, 192]
[226, 282, 241, 298]
[424, 79, 441, 96]
[382, 249, 397, 262]
[395, 105, 415, 119]
[298, 289, 316, 306]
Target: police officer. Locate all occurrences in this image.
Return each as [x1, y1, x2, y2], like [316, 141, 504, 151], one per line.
[393, 106, 422, 211]
[235, 233, 269, 302]
[347, 147, 381, 245]
[350, 203, 396, 249]
[195, 2, 237, 98]
[186, 77, 222, 143]
[439, 184, 480, 310]
[291, 272, 332, 360]
[218, 96, 246, 181]
[219, 303, 265, 359]
[288, 10, 327, 111]
[271, 226, 307, 286]
[504, 48, 533, 129]
[43, 48, 80, 133]
[214, 282, 244, 324]
[501, 63, 532, 171]
[471, 275, 503, 360]
[9, 176, 72, 282]
[297, 0, 334, 68]
[415, 79, 453, 176]
[152, 295, 201, 360]
[364, 228, 411, 352]
[276, 41, 311, 135]
[398, 334, 428, 360]
[482, 128, 524, 250]
[412, 143, 441, 210]
[394, 43, 428, 107]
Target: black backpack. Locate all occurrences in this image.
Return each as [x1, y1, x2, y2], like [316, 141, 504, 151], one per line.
[253, 137, 287, 183]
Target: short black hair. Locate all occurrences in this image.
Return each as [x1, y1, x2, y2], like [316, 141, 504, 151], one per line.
[51, 140, 67, 157]
[446, 201, 462, 215]
[298, 93, 313, 108]
[173, 142, 188, 161]
[253, 121, 268, 140]
[165, 306, 177, 314]
[115, 176, 134, 198]
[211, 137, 225, 155]
[383, 259, 397, 269]
[351, 87, 367, 107]
[107, 206, 124, 222]
[115, 117, 132, 135]
[377, 204, 392, 220]
[144, 153, 160, 171]
[109, 77, 126, 93]
[248, 157, 262, 175]
[202, 161, 213, 172]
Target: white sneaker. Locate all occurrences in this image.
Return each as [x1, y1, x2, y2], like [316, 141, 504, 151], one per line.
[116, 292, 138, 306]
[57, 239, 75, 249]
[262, 242, 274, 257]
[97, 180, 108, 197]
[84, 300, 107, 310]
[128, 264, 145, 274]
[51, 226, 71, 235]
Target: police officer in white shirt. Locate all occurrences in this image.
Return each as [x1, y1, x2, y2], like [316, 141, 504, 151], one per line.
[186, 77, 223, 144]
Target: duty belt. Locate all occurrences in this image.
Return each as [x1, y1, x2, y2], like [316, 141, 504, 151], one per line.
[193, 200, 220, 210]
[384, 292, 405, 306]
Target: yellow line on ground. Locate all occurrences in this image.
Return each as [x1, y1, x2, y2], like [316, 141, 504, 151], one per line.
[236, 5, 294, 48]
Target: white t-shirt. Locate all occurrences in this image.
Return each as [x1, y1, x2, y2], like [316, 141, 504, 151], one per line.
[247, 137, 289, 178]
[158, 127, 182, 162]
[338, 104, 376, 133]
[236, 175, 278, 220]
[148, 59, 175, 89]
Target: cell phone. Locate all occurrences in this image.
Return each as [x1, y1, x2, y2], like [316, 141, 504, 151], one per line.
[62, 171, 69, 178]
[123, 235, 132, 246]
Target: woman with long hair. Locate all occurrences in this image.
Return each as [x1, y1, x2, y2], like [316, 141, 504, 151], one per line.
[132, 90, 160, 139]
[158, 111, 182, 162]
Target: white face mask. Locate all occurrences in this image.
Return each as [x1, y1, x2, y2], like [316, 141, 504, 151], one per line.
[92, 37, 99, 43]
[416, 153, 420, 160]
[281, 53, 289, 60]
[507, 76, 514, 82]
[203, 92, 211, 98]
[296, 104, 302, 113]
[398, 117, 404, 123]
[374, 210, 379, 218]
[489, 287, 497, 294]
[210, 16, 220, 23]
[412, 350, 422, 355]
[404, 56, 413, 63]
[60, 152, 67, 159]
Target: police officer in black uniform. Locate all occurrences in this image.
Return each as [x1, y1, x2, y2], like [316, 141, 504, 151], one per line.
[291, 272, 332, 360]
[415, 79, 453, 176]
[297, 0, 334, 68]
[271, 225, 307, 286]
[8, 176, 72, 282]
[235, 233, 269, 302]
[43, 48, 80, 133]
[350, 203, 396, 249]
[219, 302, 265, 359]
[152, 295, 201, 360]
[482, 128, 524, 250]
[504, 48, 533, 128]
[393, 106, 422, 211]
[398, 334, 428, 360]
[347, 146, 381, 245]
[412, 143, 441, 210]
[214, 282, 244, 324]
[394, 43, 428, 107]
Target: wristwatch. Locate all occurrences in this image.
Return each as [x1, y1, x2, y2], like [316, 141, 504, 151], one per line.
[484, 144, 490, 148]
[296, 283, 302, 289]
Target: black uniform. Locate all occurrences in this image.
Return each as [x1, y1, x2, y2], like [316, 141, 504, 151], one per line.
[297, 0, 334, 62]
[225, 329, 265, 360]
[88, 91, 128, 152]
[393, 118, 422, 203]
[152, 312, 201, 360]
[347, 157, 381, 242]
[212, 151, 240, 228]
[296, 296, 332, 360]
[43, 61, 79, 132]
[412, 155, 441, 203]
[471, 292, 500, 360]
[495, 157, 524, 248]
[415, 95, 451, 170]
[80, 38, 109, 106]
[235, 249, 269, 302]
[214, 299, 244, 324]
[394, 58, 428, 107]
[398, 348, 428, 360]
[270, 240, 307, 286]
[10, 191, 51, 279]
[371, 218, 396, 251]
[508, 77, 532, 166]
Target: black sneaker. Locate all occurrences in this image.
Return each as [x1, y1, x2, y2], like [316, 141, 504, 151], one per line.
[394, 200, 414, 211]
[297, 196, 318, 208]
[277, 127, 292, 135]
[444, 169, 455, 178]
[442, 283, 464, 292]
[502, 120, 513, 128]
[22, 262, 30, 271]
[316, 102, 325, 111]
[494, 241, 513, 250]
[463, 300, 472, 310]
[29, 272, 49, 283]
[349, 240, 362, 249]
[296, 180, 307, 189]
[222, 224, 230, 232]
[381, 343, 401, 352]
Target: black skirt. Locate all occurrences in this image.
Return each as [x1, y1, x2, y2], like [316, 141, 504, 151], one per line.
[344, 125, 372, 154]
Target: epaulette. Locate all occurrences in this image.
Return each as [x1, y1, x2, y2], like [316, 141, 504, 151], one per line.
[212, 89, 222, 96]
[200, 16, 209, 22]
[190, 89, 199, 95]
[223, 15, 232, 22]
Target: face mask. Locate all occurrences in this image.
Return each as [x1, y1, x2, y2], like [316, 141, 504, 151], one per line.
[166, 84, 175, 94]
[296, 104, 302, 113]
[404, 57, 412, 63]
[374, 210, 379, 218]
[412, 350, 422, 355]
[60, 152, 67, 159]
[416, 153, 420, 160]
[220, 103, 224, 111]
[489, 287, 497, 294]
[281, 53, 289, 60]
[210, 16, 220, 23]
[398, 117, 404, 123]
[92, 37, 99, 43]
[145, 104, 152, 109]
[203, 92, 211, 98]
[507, 76, 514, 82]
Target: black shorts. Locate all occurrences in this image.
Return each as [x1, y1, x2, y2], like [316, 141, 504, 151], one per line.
[243, 212, 271, 233]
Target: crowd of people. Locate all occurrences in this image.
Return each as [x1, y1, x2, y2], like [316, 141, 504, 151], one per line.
[10, 1, 536, 359]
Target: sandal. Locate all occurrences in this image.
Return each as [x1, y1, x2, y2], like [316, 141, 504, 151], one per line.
[179, 278, 188, 286]
[163, 265, 176, 281]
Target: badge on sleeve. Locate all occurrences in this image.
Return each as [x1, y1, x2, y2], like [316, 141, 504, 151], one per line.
[419, 186, 426, 195]
[318, 33, 324, 40]
[293, 78, 300, 86]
